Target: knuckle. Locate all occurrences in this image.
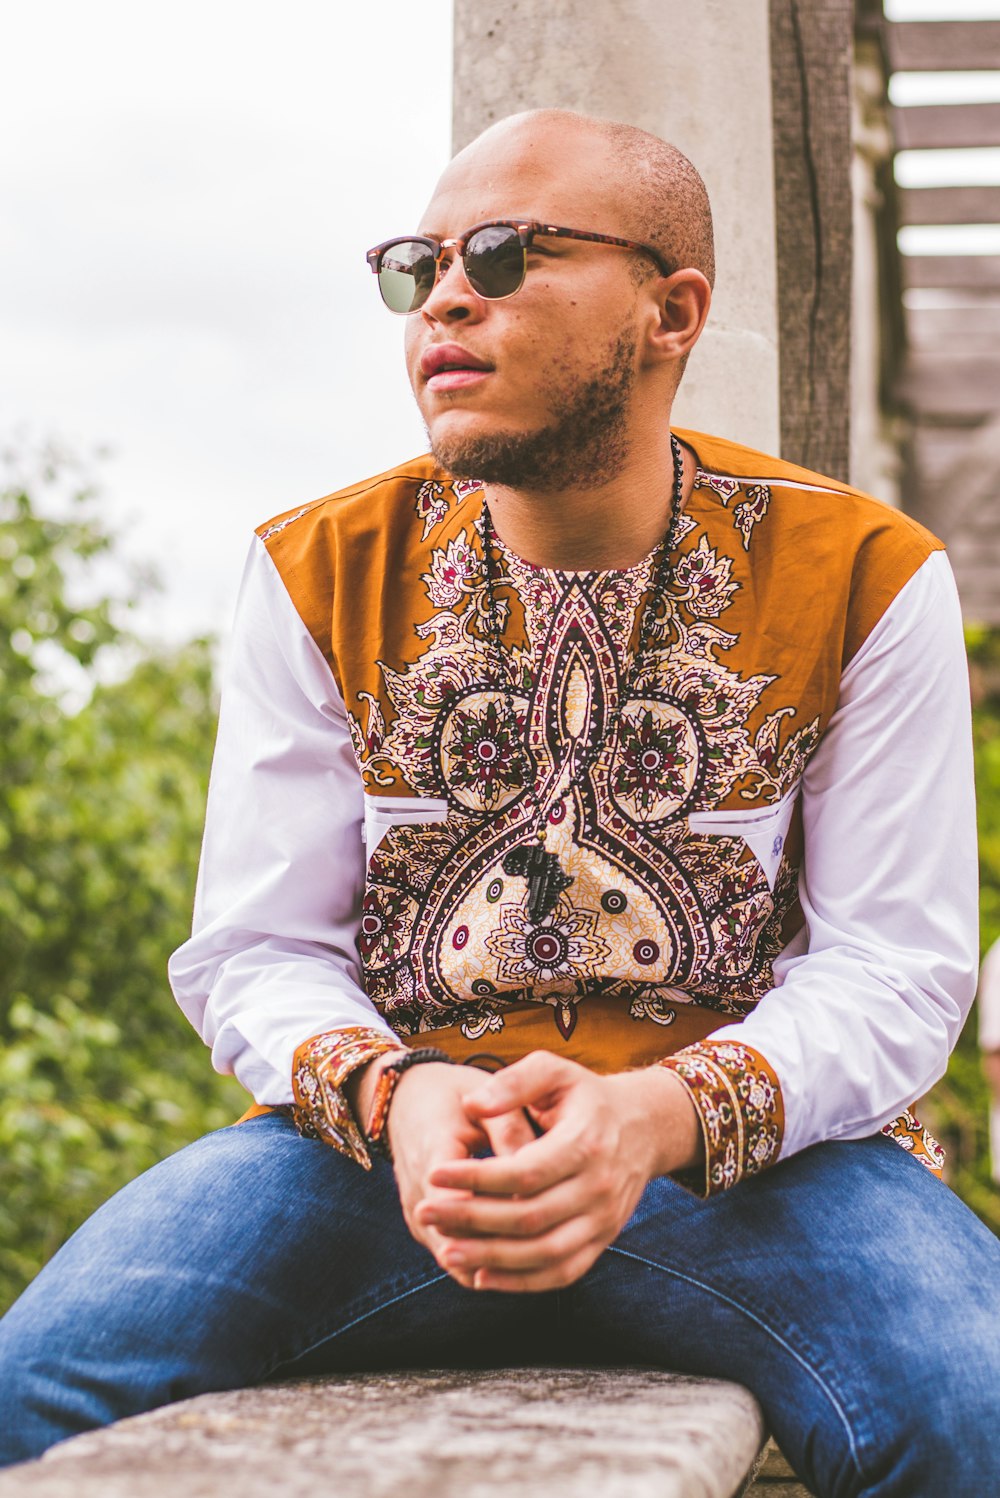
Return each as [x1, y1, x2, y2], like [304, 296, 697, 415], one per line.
[569, 1140, 593, 1174]
[542, 1229, 571, 1264]
[595, 1216, 618, 1247]
[579, 1133, 604, 1166]
[519, 1205, 545, 1236]
[591, 1167, 613, 1197]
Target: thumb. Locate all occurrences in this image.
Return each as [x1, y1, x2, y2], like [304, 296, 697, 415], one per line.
[482, 1106, 539, 1157]
[464, 1051, 573, 1119]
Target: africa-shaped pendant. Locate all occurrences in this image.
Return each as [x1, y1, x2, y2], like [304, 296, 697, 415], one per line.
[501, 843, 575, 925]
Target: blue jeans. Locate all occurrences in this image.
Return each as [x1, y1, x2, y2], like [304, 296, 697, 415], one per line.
[0, 1115, 997, 1496]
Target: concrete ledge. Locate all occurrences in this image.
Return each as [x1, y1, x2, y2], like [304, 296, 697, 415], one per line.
[0, 1369, 768, 1498]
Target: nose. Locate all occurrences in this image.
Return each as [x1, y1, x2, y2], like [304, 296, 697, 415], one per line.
[419, 246, 484, 325]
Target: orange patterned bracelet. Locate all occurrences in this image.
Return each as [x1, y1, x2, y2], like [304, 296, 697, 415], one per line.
[365, 1048, 454, 1159]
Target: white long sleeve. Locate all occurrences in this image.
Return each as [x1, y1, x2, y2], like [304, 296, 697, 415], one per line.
[707, 548, 979, 1158]
[168, 537, 398, 1105]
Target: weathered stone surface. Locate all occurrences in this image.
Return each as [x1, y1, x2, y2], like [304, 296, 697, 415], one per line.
[753, 1438, 798, 1480]
[747, 1485, 813, 1497]
[453, 0, 781, 456]
[745, 1437, 814, 1495]
[0, 1369, 766, 1498]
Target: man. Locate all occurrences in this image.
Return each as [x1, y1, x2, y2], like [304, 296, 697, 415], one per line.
[1, 110, 998, 1495]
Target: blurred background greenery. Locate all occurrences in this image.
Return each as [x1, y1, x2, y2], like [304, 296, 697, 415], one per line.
[947, 625, 1000, 1233]
[0, 448, 242, 1312]
[1, 449, 997, 1315]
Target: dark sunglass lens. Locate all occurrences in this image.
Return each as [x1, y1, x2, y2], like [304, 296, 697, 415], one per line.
[464, 226, 525, 299]
[378, 241, 437, 313]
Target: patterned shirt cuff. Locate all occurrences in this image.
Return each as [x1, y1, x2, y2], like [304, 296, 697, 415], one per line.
[880, 1107, 945, 1177]
[291, 1026, 403, 1169]
[658, 1041, 784, 1196]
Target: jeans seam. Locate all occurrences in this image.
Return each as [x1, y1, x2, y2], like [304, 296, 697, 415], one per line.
[261, 1270, 452, 1380]
[606, 1243, 868, 1488]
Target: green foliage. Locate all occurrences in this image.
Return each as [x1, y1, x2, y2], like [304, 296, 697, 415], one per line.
[919, 627, 1000, 1235]
[968, 626, 1000, 947]
[0, 448, 243, 1313]
[0, 996, 235, 1302]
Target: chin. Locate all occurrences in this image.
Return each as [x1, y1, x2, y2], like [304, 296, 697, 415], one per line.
[428, 426, 530, 484]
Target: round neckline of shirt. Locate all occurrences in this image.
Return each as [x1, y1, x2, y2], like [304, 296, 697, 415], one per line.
[483, 512, 669, 582]
[476, 434, 709, 578]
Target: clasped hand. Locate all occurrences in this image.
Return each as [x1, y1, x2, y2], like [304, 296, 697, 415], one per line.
[387, 1052, 701, 1294]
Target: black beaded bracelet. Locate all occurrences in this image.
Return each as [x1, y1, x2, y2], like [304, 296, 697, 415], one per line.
[365, 1047, 454, 1159]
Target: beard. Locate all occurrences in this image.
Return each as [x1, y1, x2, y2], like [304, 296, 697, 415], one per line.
[428, 327, 638, 492]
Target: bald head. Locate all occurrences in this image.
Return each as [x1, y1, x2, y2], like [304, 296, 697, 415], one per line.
[441, 109, 715, 289]
[408, 107, 714, 481]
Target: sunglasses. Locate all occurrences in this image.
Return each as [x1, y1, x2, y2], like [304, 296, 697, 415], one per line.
[365, 219, 673, 315]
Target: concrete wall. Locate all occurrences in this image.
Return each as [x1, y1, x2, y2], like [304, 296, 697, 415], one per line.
[452, 0, 781, 454]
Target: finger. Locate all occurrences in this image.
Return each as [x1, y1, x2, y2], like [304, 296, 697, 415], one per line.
[439, 1214, 596, 1275]
[441, 1257, 477, 1290]
[429, 1122, 582, 1197]
[413, 1222, 478, 1289]
[482, 1107, 539, 1159]
[416, 1175, 585, 1240]
[463, 1051, 576, 1120]
[416, 1181, 476, 1205]
[472, 1241, 605, 1295]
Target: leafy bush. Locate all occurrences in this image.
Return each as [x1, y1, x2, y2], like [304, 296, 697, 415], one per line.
[0, 449, 242, 1313]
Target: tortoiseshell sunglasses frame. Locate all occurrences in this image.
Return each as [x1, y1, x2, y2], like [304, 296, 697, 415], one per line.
[365, 219, 673, 313]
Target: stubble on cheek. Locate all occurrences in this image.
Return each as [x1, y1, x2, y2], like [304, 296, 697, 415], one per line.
[428, 325, 640, 491]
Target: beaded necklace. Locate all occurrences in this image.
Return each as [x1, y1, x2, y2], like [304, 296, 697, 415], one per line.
[478, 433, 686, 924]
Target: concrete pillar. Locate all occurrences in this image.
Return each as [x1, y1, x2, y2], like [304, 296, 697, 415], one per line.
[452, 0, 781, 455]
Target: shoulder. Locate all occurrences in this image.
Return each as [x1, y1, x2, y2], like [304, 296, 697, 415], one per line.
[681, 427, 938, 550]
[255, 452, 442, 557]
[679, 428, 945, 664]
[248, 454, 482, 685]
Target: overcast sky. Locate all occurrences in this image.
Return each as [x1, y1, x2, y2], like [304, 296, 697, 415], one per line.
[2, 1, 452, 643]
[4, 0, 998, 647]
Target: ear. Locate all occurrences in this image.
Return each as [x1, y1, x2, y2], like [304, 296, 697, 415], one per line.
[641, 268, 712, 368]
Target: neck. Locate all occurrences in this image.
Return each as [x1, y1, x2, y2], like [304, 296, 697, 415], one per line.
[481, 424, 695, 571]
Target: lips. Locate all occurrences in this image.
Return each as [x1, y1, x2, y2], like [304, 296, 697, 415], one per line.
[420, 343, 494, 382]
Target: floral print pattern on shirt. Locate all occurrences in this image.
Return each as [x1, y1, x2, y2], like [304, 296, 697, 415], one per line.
[661, 1040, 784, 1195]
[880, 1108, 945, 1178]
[347, 482, 819, 1050]
[291, 1026, 401, 1168]
[263, 456, 948, 1183]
